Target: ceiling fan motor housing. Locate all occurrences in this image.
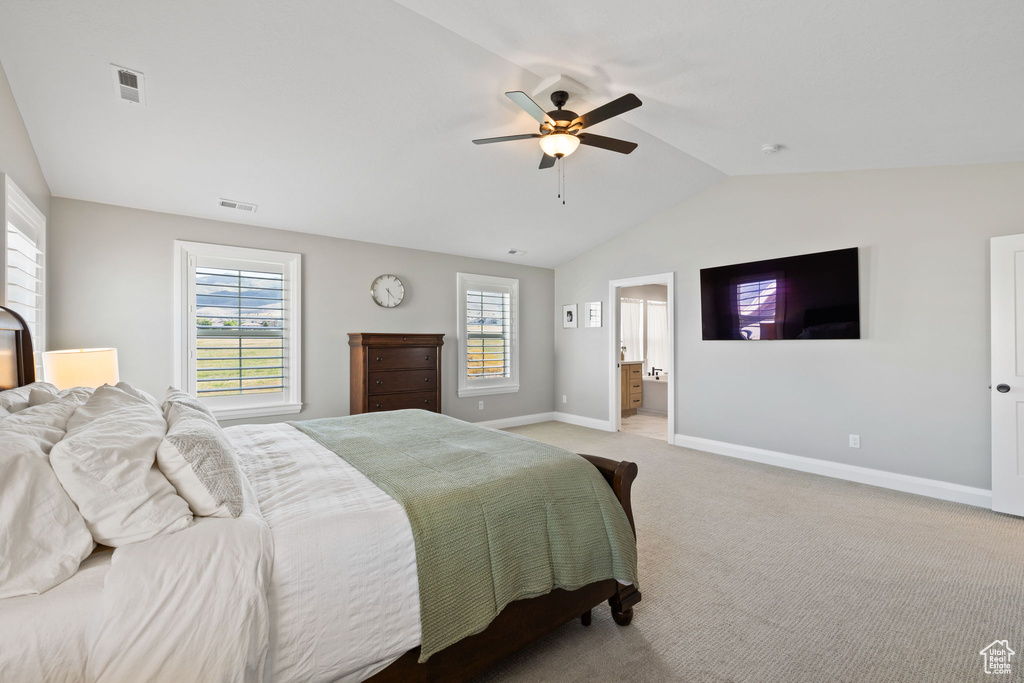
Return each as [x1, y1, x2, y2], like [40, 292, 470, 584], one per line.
[541, 91, 580, 135]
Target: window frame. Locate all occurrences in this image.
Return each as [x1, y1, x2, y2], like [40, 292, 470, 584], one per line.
[2, 175, 46, 378]
[173, 240, 302, 420]
[457, 272, 520, 398]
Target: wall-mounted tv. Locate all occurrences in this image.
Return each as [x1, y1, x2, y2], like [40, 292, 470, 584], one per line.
[700, 247, 860, 340]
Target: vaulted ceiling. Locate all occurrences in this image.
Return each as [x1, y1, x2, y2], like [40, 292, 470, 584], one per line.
[1, 1, 1021, 267]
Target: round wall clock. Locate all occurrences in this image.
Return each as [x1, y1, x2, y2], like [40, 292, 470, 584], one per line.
[370, 274, 405, 308]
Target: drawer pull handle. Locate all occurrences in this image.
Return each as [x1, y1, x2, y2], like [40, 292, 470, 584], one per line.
[375, 403, 382, 408]
[376, 357, 382, 362]
[424, 399, 430, 404]
[425, 356, 430, 360]
[376, 380, 383, 385]
[425, 377, 430, 382]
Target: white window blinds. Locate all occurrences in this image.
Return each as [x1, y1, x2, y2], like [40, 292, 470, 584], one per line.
[646, 300, 669, 371]
[3, 176, 45, 375]
[175, 241, 302, 420]
[457, 273, 519, 397]
[466, 288, 511, 379]
[194, 266, 285, 397]
[736, 278, 777, 340]
[620, 297, 643, 362]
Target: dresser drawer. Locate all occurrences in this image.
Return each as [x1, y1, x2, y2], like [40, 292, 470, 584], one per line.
[367, 390, 439, 412]
[368, 369, 437, 395]
[628, 365, 642, 378]
[628, 380, 642, 394]
[368, 346, 437, 370]
[628, 396, 642, 408]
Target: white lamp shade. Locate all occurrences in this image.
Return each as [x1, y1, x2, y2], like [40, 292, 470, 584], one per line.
[538, 133, 581, 158]
[43, 348, 120, 390]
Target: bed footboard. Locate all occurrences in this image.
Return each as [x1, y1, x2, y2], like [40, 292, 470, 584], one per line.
[368, 452, 641, 682]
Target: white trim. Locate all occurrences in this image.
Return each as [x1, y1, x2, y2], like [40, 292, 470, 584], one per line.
[475, 412, 555, 429]
[214, 402, 303, 422]
[2, 175, 46, 376]
[554, 411, 615, 432]
[608, 272, 675, 439]
[173, 240, 302, 420]
[456, 272, 520, 398]
[673, 433, 992, 508]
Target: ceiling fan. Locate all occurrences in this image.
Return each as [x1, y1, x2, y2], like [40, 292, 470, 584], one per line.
[473, 90, 642, 169]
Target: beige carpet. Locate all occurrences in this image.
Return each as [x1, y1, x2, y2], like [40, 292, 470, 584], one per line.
[474, 422, 1024, 683]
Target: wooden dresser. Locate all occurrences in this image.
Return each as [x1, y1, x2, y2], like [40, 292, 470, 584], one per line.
[620, 361, 643, 417]
[349, 333, 444, 414]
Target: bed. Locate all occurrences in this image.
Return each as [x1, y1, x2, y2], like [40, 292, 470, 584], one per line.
[0, 305, 641, 682]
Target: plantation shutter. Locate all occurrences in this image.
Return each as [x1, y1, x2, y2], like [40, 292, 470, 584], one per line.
[193, 262, 286, 397]
[3, 176, 45, 375]
[465, 286, 512, 379]
[736, 278, 778, 340]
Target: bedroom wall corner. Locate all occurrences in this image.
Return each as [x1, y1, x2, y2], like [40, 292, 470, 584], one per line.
[0, 59, 50, 218]
[47, 198, 555, 426]
[554, 162, 1024, 491]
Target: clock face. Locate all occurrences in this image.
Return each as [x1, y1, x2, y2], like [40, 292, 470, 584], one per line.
[371, 274, 405, 308]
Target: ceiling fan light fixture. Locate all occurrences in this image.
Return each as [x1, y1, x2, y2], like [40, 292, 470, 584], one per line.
[539, 133, 580, 158]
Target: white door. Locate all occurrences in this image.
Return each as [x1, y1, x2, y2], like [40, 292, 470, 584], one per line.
[990, 234, 1024, 515]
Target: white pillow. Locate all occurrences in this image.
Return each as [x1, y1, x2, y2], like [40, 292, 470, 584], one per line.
[0, 382, 58, 413]
[0, 434, 95, 598]
[162, 386, 216, 422]
[0, 405, 10, 418]
[114, 381, 161, 410]
[157, 403, 244, 518]
[0, 389, 92, 454]
[50, 385, 193, 546]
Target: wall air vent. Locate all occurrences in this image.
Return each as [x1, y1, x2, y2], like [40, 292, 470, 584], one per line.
[110, 64, 146, 105]
[219, 199, 258, 213]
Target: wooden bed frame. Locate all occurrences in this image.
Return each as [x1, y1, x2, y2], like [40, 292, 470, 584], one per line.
[0, 305, 35, 390]
[0, 304, 640, 682]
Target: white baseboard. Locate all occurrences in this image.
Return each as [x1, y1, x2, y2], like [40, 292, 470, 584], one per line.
[637, 408, 668, 417]
[673, 433, 992, 509]
[475, 412, 555, 429]
[553, 412, 615, 432]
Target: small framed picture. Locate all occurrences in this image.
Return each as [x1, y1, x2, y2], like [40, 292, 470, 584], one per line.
[563, 304, 578, 328]
[584, 301, 602, 328]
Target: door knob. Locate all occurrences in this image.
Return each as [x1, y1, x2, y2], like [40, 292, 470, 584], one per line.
[997, 384, 1011, 393]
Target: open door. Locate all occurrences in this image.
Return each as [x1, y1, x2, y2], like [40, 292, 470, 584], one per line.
[990, 234, 1024, 515]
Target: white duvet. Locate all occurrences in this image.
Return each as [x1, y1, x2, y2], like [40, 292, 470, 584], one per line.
[0, 423, 421, 683]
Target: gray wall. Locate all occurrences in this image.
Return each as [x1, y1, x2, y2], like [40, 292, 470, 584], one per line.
[0, 61, 49, 216]
[555, 163, 1024, 489]
[48, 198, 554, 425]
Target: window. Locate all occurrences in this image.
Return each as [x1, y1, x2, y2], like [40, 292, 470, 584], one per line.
[2, 175, 46, 377]
[646, 300, 669, 371]
[735, 277, 778, 340]
[174, 241, 301, 419]
[457, 273, 519, 398]
[620, 297, 643, 362]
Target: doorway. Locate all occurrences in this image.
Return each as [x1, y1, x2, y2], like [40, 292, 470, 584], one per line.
[608, 273, 675, 442]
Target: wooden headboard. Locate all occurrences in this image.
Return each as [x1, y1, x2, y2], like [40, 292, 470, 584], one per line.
[0, 305, 36, 389]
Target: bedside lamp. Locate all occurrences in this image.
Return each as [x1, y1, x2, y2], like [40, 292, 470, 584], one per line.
[42, 348, 120, 390]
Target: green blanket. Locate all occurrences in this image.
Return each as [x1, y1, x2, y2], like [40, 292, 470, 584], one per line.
[290, 410, 638, 661]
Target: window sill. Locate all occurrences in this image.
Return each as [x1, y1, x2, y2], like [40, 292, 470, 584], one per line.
[457, 384, 520, 398]
[210, 402, 303, 421]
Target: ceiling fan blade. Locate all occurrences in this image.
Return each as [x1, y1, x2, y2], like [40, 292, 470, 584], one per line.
[578, 133, 638, 154]
[573, 93, 642, 130]
[539, 153, 556, 169]
[505, 91, 554, 125]
[472, 133, 541, 145]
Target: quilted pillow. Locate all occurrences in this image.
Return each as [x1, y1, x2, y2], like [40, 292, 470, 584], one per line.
[50, 385, 193, 546]
[0, 382, 58, 413]
[162, 386, 216, 422]
[0, 436, 95, 599]
[156, 403, 244, 518]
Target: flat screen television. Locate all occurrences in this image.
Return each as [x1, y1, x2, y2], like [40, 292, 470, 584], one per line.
[700, 247, 860, 340]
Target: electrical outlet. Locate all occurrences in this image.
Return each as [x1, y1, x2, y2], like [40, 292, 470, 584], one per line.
[478, 401, 484, 411]
[849, 434, 861, 448]
[562, 395, 567, 404]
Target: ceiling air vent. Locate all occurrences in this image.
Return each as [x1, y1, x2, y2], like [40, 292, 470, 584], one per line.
[110, 64, 146, 105]
[219, 199, 258, 213]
